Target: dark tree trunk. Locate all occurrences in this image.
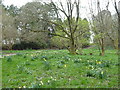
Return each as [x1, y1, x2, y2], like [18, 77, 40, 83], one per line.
[69, 39, 76, 54]
[101, 38, 105, 56]
[118, 16, 120, 50]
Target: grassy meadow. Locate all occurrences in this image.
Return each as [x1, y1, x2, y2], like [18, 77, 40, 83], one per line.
[1, 48, 119, 88]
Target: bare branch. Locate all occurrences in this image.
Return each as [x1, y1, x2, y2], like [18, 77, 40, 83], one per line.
[73, 0, 80, 33]
[114, 0, 120, 17]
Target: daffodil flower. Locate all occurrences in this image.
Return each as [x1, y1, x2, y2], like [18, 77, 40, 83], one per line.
[48, 80, 50, 83]
[40, 81, 43, 85]
[23, 86, 26, 88]
[101, 71, 104, 74]
[64, 64, 67, 67]
[43, 58, 46, 61]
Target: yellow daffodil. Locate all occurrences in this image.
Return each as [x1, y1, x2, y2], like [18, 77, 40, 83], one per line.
[64, 64, 67, 67]
[101, 71, 104, 74]
[43, 58, 46, 61]
[96, 61, 101, 64]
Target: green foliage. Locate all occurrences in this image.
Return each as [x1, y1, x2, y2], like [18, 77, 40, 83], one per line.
[12, 41, 45, 50]
[74, 59, 81, 63]
[24, 60, 30, 65]
[41, 56, 48, 60]
[6, 57, 12, 62]
[16, 53, 23, 56]
[86, 68, 106, 79]
[30, 82, 41, 88]
[31, 57, 36, 61]
[17, 64, 25, 73]
[42, 60, 51, 70]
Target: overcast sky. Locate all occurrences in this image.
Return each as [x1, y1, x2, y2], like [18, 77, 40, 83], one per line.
[2, 0, 120, 18]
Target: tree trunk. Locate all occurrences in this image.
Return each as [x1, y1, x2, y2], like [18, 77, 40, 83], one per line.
[101, 38, 105, 56]
[69, 43, 76, 54]
[68, 37, 77, 55]
[113, 40, 118, 50]
[118, 16, 120, 51]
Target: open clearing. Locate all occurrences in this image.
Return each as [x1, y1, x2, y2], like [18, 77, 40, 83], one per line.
[2, 48, 118, 88]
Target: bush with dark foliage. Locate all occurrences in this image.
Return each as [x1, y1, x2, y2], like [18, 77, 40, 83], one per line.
[12, 41, 47, 50]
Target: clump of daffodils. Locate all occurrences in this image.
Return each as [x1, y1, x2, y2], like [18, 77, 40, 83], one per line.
[49, 76, 57, 82]
[40, 81, 43, 85]
[96, 61, 101, 64]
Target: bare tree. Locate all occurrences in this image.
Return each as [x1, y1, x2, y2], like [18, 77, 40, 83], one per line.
[46, 0, 83, 54]
[89, 0, 111, 56]
[114, 0, 120, 50]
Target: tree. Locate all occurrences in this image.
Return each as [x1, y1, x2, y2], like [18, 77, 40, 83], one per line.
[89, 0, 115, 56]
[2, 5, 18, 50]
[93, 9, 113, 55]
[114, 0, 120, 50]
[44, 0, 90, 54]
[15, 1, 56, 48]
[51, 17, 90, 51]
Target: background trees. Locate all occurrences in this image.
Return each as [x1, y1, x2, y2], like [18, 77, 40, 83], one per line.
[89, 0, 119, 56]
[1, 0, 119, 56]
[15, 2, 54, 48]
[93, 9, 112, 55]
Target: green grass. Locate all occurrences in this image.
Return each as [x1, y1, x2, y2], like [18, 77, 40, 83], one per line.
[1, 48, 118, 88]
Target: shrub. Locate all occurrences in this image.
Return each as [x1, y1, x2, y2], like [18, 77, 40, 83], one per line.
[82, 42, 90, 48]
[2, 45, 10, 50]
[12, 41, 47, 50]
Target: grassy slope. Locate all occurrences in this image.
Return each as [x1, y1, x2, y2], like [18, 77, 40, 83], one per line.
[2, 48, 118, 88]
